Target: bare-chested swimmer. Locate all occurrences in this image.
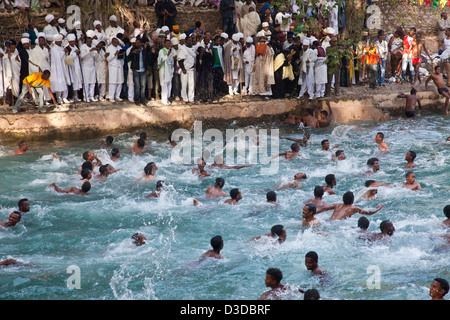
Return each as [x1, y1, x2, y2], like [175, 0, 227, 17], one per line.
[404, 150, 417, 169]
[0, 211, 22, 230]
[425, 65, 450, 115]
[397, 88, 422, 118]
[258, 268, 287, 300]
[192, 158, 210, 177]
[302, 203, 320, 227]
[251, 225, 287, 244]
[205, 177, 228, 198]
[402, 171, 423, 191]
[224, 188, 242, 205]
[199, 235, 224, 261]
[322, 174, 336, 195]
[208, 155, 252, 169]
[271, 143, 300, 160]
[145, 180, 166, 198]
[306, 186, 329, 211]
[276, 172, 307, 190]
[48, 182, 91, 195]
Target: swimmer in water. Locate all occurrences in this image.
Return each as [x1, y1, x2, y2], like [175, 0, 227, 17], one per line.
[316, 103, 333, 128]
[48, 181, 91, 195]
[0, 258, 19, 266]
[140, 162, 158, 181]
[320, 139, 339, 152]
[192, 158, 210, 177]
[306, 186, 330, 211]
[99, 135, 114, 147]
[357, 216, 373, 236]
[302, 203, 320, 227]
[332, 149, 346, 160]
[82, 151, 102, 167]
[305, 251, 328, 278]
[275, 172, 307, 190]
[304, 289, 321, 300]
[317, 191, 384, 220]
[266, 190, 279, 206]
[397, 88, 422, 118]
[322, 174, 337, 195]
[133, 132, 148, 149]
[145, 180, 166, 198]
[425, 65, 449, 115]
[0, 211, 22, 230]
[132, 138, 148, 154]
[402, 171, 423, 191]
[205, 177, 228, 198]
[302, 108, 318, 128]
[251, 225, 287, 244]
[375, 132, 389, 152]
[110, 148, 120, 162]
[14, 141, 28, 154]
[443, 205, 450, 227]
[366, 157, 380, 174]
[199, 235, 224, 261]
[404, 150, 416, 169]
[258, 268, 287, 300]
[131, 233, 147, 246]
[17, 198, 30, 216]
[362, 180, 390, 200]
[208, 155, 252, 169]
[271, 143, 300, 160]
[432, 136, 450, 145]
[363, 220, 395, 242]
[224, 188, 242, 205]
[98, 164, 120, 179]
[429, 278, 449, 300]
[80, 168, 93, 183]
[279, 133, 310, 146]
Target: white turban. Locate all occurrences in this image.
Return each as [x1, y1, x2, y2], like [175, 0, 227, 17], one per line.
[237, 32, 244, 39]
[262, 22, 269, 28]
[232, 33, 240, 41]
[130, 38, 137, 43]
[67, 33, 76, 42]
[22, 33, 30, 38]
[326, 27, 335, 35]
[58, 18, 65, 24]
[256, 30, 265, 37]
[21, 38, 30, 44]
[109, 15, 117, 22]
[171, 37, 179, 45]
[86, 30, 95, 38]
[246, 36, 253, 43]
[93, 20, 102, 27]
[60, 30, 67, 37]
[221, 32, 229, 39]
[179, 33, 187, 40]
[45, 14, 54, 23]
[302, 39, 310, 46]
[161, 26, 169, 32]
[46, 34, 54, 41]
[37, 32, 46, 39]
[53, 34, 63, 42]
[74, 21, 81, 29]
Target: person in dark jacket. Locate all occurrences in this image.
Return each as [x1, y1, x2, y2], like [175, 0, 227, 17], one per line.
[155, 0, 177, 30]
[220, 0, 235, 35]
[127, 37, 149, 105]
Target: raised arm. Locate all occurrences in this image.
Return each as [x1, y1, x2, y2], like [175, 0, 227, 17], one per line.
[357, 203, 384, 215]
[316, 203, 337, 214]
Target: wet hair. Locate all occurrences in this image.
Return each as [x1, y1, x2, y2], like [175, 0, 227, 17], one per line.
[266, 190, 277, 202]
[367, 157, 379, 166]
[365, 180, 376, 188]
[156, 180, 165, 189]
[81, 168, 91, 179]
[82, 151, 91, 161]
[325, 174, 335, 185]
[358, 216, 370, 230]
[99, 164, 108, 175]
[444, 205, 450, 219]
[291, 143, 300, 151]
[131, 233, 141, 244]
[111, 148, 120, 157]
[434, 278, 449, 296]
[314, 186, 324, 198]
[305, 203, 316, 215]
[18, 198, 29, 209]
[335, 150, 344, 157]
[210, 235, 223, 251]
[144, 162, 156, 175]
[304, 289, 320, 300]
[406, 171, 415, 178]
[343, 191, 354, 205]
[380, 220, 392, 232]
[215, 177, 225, 189]
[408, 150, 417, 160]
[271, 224, 285, 237]
[81, 161, 93, 171]
[137, 138, 145, 148]
[410, 88, 417, 95]
[81, 181, 91, 193]
[376, 132, 384, 140]
[18, 140, 26, 148]
[321, 139, 329, 146]
[139, 132, 147, 140]
[11, 211, 22, 220]
[305, 251, 318, 262]
[229, 188, 240, 199]
[266, 268, 283, 284]
[106, 136, 114, 144]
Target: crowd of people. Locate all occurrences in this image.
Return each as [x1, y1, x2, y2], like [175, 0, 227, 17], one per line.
[4, 1, 450, 114]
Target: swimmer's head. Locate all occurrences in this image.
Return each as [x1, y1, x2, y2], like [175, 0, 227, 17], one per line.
[294, 172, 307, 180]
[375, 132, 385, 142]
[305, 251, 319, 270]
[81, 168, 92, 180]
[444, 205, 450, 219]
[229, 188, 242, 200]
[265, 268, 283, 287]
[131, 233, 146, 246]
[314, 185, 324, 198]
[18, 140, 28, 150]
[144, 162, 157, 175]
[106, 136, 114, 144]
[447, 136, 450, 142]
[431, 278, 449, 298]
[319, 110, 328, 119]
[215, 177, 225, 189]
[405, 171, 416, 183]
[410, 88, 417, 95]
[111, 148, 120, 158]
[82, 151, 92, 161]
[291, 143, 300, 152]
[380, 220, 395, 236]
[406, 150, 416, 161]
[8, 211, 22, 226]
[81, 181, 91, 193]
[266, 190, 277, 202]
[270, 225, 286, 243]
[304, 289, 320, 300]
[156, 180, 166, 190]
[139, 132, 147, 140]
[99, 164, 109, 175]
[210, 235, 223, 251]
[325, 174, 336, 186]
[335, 150, 345, 160]
[358, 216, 370, 230]
[321, 139, 330, 150]
[18, 198, 30, 213]
[81, 161, 93, 171]
[343, 191, 354, 205]
[303, 203, 316, 218]
[365, 180, 376, 188]
[137, 138, 146, 149]
[367, 157, 379, 170]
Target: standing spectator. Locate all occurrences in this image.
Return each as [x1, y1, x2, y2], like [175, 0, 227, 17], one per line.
[437, 12, 450, 51]
[220, 0, 235, 35]
[375, 30, 388, 87]
[128, 37, 149, 105]
[362, 40, 381, 89]
[155, 0, 177, 30]
[106, 37, 125, 102]
[388, 29, 403, 80]
[157, 39, 175, 105]
[178, 36, 196, 104]
[401, 27, 415, 83]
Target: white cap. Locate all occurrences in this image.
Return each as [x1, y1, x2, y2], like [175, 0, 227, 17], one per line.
[109, 15, 117, 22]
[232, 33, 240, 41]
[45, 14, 55, 23]
[53, 34, 63, 42]
[246, 36, 253, 43]
[130, 38, 137, 43]
[262, 22, 269, 27]
[86, 30, 95, 38]
[161, 26, 169, 32]
[74, 21, 81, 28]
[93, 20, 102, 27]
[256, 30, 265, 37]
[67, 33, 76, 41]
[237, 32, 244, 39]
[22, 33, 30, 38]
[179, 33, 187, 40]
[21, 38, 30, 44]
[58, 18, 65, 24]
[221, 32, 229, 39]
[60, 29, 68, 37]
[171, 37, 179, 45]
[302, 39, 310, 46]
[326, 27, 335, 35]
[46, 34, 54, 41]
[37, 32, 46, 39]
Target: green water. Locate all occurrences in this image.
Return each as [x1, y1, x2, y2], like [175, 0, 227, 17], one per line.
[0, 115, 449, 300]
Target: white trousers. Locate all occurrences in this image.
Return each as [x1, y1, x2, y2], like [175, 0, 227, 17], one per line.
[299, 68, 315, 97]
[315, 83, 325, 98]
[180, 69, 195, 102]
[108, 83, 122, 100]
[84, 83, 95, 100]
[161, 80, 172, 104]
[243, 71, 253, 94]
[97, 84, 106, 99]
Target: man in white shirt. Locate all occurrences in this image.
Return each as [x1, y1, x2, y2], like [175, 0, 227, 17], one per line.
[105, 15, 125, 45]
[106, 37, 125, 102]
[43, 14, 59, 37]
[178, 36, 196, 104]
[375, 30, 388, 86]
[80, 31, 99, 102]
[242, 36, 255, 95]
[297, 40, 317, 100]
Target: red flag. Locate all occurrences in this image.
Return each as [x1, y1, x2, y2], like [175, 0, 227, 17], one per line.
[425, 0, 431, 6]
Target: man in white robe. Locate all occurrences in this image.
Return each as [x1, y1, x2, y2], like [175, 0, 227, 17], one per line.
[94, 41, 107, 101]
[66, 33, 83, 102]
[2, 41, 21, 105]
[177, 36, 196, 104]
[80, 31, 99, 102]
[312, 40, 327, 98]
[237, 6, 260, 39]
[93, 20, 106, 43]
[125, 38, 136, 103]
[43, 14, 58, 37]
[28, 33, 51, 101]
[50, 34, 71, 104]
[106, 37, 125, 102]
[298, 40, 317, 100]
[158, 39, 175, 106]
[105, 15, 125, 45]
[242, 37, 255, 95]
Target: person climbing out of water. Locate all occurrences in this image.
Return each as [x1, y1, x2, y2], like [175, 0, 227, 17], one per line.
[199, 235, 224, 261]
[48, 181, 91, 195]
[316, 191, 384, 220]
[425, 65, 450, 115]
[322, 174, 336, 195]
[224, 188, 242, 205]
[397, 88, 422, 118]
[205, 177, 227, 198]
